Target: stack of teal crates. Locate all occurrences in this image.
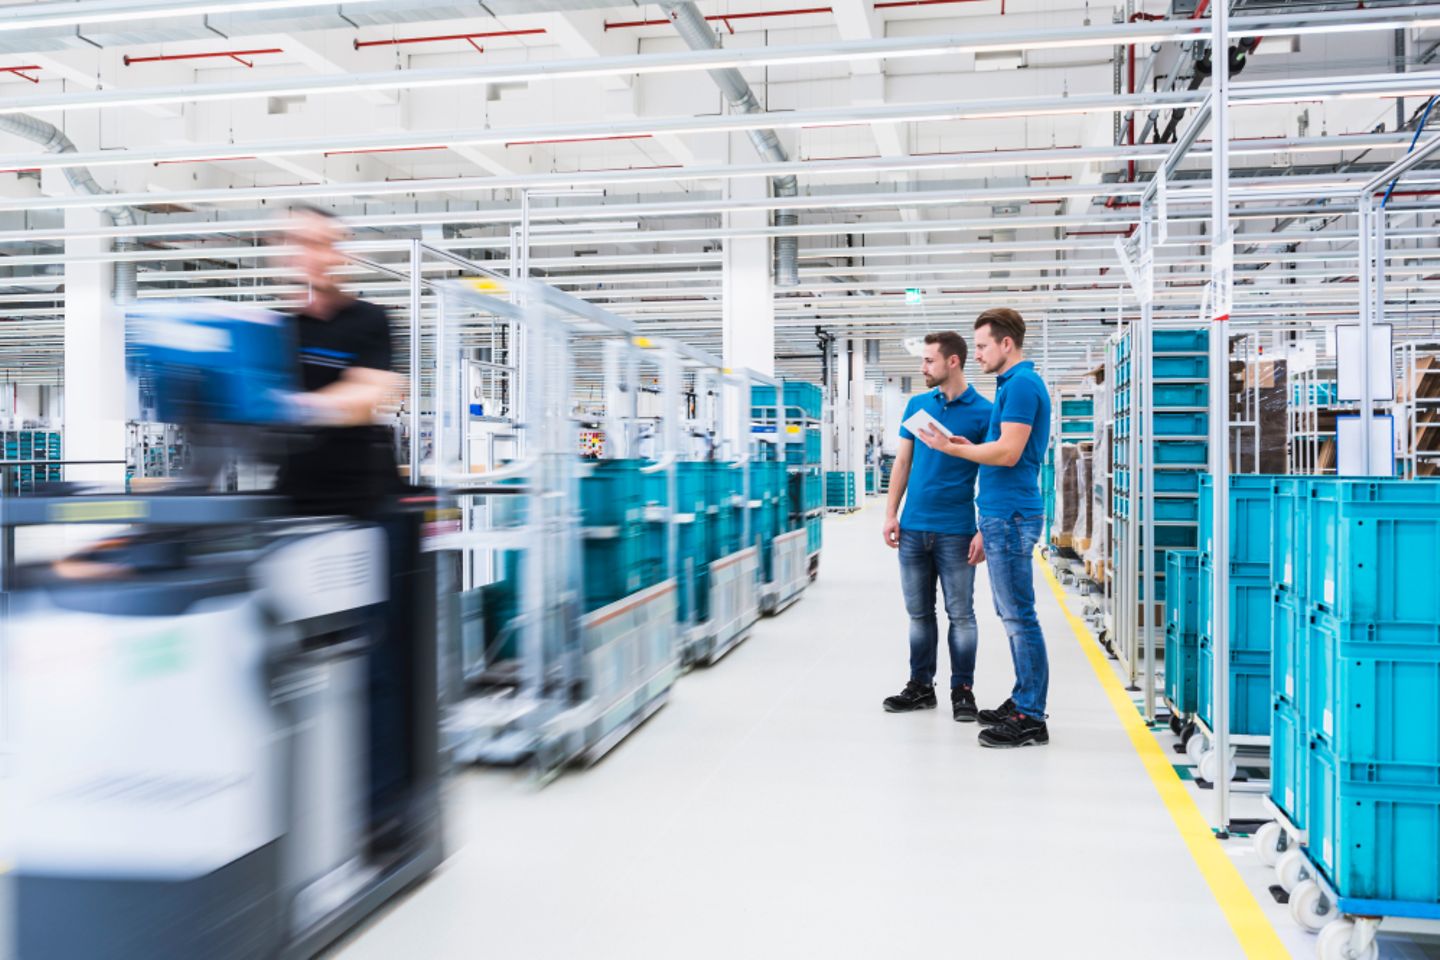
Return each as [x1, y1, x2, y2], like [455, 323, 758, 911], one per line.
[826, 471, 857, 511]
[754, 379, 824, 557]
[1164, 549, 1202, 719]
[1110, 327, 1209, 607]
[579, 459, 657, 613]
[749, 458, 787, 582]
[1195, 474, 1276, 737]
[1270, 477, 1440, 908]
[2, 429, 62, 494]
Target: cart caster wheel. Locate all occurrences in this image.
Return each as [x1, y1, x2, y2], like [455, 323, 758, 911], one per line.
[1199, 748, 1238, 785]
[1289, 879, 1336, 932]
[1317, 919, 1378, 960]
[1276, 847, 1310, 893]
[1253, 820, 1289, 867]
[1185, 730, 1209, 765]
[1168, 714, 1184, 737]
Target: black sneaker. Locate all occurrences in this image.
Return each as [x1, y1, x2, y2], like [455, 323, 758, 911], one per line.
[976, 697, 1017, 727]
[952, 686, 978, 722]
[978, 714, 1049, 749]
[883, 680, 937, 713]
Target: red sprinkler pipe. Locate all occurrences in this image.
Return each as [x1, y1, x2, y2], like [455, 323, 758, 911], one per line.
[874, 0, 989, 8]
[0, 65, 41, 83]
[353, 28, 546, 51]
[324, 145, 447, 158]
[607, 7, 833, 31]
[153, 155, 257, 165]
[504, 133, 653, 148]
[124, 48, 283, 68]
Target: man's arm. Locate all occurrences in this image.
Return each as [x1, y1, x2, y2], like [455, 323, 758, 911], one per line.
[297, 367, 405, 426]
[882, 439, 914, 548]
[919, 421, 1031, 467]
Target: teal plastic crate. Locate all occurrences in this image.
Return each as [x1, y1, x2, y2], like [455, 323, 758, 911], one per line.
[1148, 440, 1208, 466]
[1153, 411, 1209, 437]
[1272, 476, 1310, 600]
[579, 459, 647, 528]
[1197, 556, 1274, 656]
[1165, 550, 1202, 715]
[1197, 640, 1271, 736]
[1308, 613, 1440, 767]
[583, 531, 646, 612]
[1153, 355, 1209, 380]
[1152, 328, 1209, 353]
[1060, 398, 1094, 417]
[1272, 591, 1306, 707]
[1198, 474, 1276, 579]
[1061, 420, 1094, 436]
[1271, 697, 1308, 830]
[806, 515, 823, 554]
[1153, 383, 1209, 408]
[1305, 478, 1440, 623]
[1306, 740, 1440, 904]
[1135, 496, 1200, 523]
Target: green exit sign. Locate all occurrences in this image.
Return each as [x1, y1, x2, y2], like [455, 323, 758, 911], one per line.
[905, 288, 923, 305]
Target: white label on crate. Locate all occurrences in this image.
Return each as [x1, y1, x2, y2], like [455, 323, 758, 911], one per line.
[1323, 837, 1333, 869]
[1285, 786, 1294, 811]
[1323, 707, 1334, 737]
[1286, 675, 1294, 699]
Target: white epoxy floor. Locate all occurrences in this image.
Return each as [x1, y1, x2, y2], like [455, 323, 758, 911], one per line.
[333, 505, 1258, 960]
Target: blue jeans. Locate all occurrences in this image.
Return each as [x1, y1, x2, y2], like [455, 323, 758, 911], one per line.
[898, 529, 978, 689]
[977, 513, 1049, 719]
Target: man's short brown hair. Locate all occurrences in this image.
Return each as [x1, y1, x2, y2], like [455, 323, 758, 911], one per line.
[924, 331, 968, 366]
[974, 308, 1026, 350]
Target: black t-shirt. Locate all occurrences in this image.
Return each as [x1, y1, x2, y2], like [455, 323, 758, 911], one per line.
[277, 298, 401, 515]
[297, 297, 393, 391]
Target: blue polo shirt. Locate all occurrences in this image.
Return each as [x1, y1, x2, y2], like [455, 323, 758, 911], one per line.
[897, 385, 993, 536]
[978, 360, 1051, 519]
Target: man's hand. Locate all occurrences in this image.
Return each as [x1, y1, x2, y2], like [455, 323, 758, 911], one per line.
[917, 425, 954, 451]
[968, 532, 986, 566]
[883, 514, 901, 549]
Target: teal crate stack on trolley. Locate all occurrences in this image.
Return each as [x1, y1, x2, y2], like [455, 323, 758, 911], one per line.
[1111, 328, 1209, 666]
[1, 429, 62, 494]
[1254, 478, 1440, 949]
[1193, 474, 1277, 757]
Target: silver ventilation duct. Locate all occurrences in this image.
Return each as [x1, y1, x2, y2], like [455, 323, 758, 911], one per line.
[659, 1, 800, 287]
[0, 114, 137, 303]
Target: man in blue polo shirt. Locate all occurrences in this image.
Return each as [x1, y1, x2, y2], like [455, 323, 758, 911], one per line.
[881, 332, 993, 721]
[917, 308, 1052, 748]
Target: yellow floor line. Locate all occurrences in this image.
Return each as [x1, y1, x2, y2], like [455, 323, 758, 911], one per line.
[1038, 559, 1290, 960]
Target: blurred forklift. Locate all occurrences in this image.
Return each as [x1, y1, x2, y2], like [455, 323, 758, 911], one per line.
[3, 301, 445, 959]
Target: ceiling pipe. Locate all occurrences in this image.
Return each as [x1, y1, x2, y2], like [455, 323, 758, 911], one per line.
[353, 28, 546, 50]
[123, 48, 283, 67]
[659, 1, 800, 287]
[0, 113, 136, 303]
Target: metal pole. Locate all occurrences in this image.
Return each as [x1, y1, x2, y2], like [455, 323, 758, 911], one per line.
[1139, 212, 1158, 722]
[1125, 307, 1139, 689]
[1210, 0, 1234, 835]
[1360, 198, 1379, 475]
[408, 239, 422, 485]
[434, 290, 447, 483]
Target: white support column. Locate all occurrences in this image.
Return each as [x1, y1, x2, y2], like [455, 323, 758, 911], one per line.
[721, 173, 775, 377]
[882, 379, 904, 455]
[848, 339, 867, 483]
[63, 206, 126, 486]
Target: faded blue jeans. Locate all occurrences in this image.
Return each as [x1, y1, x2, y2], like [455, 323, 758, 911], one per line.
[977, 513, 1049, 719]
[898, 528, 979, 690]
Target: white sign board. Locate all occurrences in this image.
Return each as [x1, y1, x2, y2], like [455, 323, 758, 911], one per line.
[1336, 414, 1395, 477]
[1334, 323, 1395, 402]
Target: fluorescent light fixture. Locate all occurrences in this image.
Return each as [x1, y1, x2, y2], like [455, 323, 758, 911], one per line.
[0, 0, 395, 33]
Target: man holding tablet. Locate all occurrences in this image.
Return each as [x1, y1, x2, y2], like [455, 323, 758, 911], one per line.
[881, 332, 994, 720]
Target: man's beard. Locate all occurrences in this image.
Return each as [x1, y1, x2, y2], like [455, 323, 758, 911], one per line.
[923, 372, 944, 388]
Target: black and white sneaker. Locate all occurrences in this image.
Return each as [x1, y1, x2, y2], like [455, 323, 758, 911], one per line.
[976, 697, 1017, 727]
[952, 686, 978, 723]
[978, 714, 1050, 748]
[883, 680, 937, 713]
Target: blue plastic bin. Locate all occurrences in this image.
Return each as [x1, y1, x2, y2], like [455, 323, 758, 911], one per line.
[1306, 739, 1440, 904]
[1197, 639, 1271, 736]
